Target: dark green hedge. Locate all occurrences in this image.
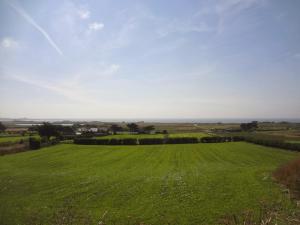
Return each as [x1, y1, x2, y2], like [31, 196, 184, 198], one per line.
[74, 138, 97, 145]
[73, 136, 245, 145]
[95, 139, 110, 145]
[201, 136, 228, 143]
[138, 138, 165, 145]
[74, 138, 137, 145]
[165, 137, 198, 144]
[244, 136, 300, 152]
[122, 138, 138, 145]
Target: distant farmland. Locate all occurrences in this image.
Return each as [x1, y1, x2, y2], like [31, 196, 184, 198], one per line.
[0, 142, 298, 225]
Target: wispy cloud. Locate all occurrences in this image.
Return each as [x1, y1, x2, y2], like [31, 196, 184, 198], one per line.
[156, 20, 212, 38]
[215, 0, 267, 33]
[6, 0, 63, 55]
[8, 74, 96, 104]
[88, 22, 104, 31]
[1, 37, 19, 48]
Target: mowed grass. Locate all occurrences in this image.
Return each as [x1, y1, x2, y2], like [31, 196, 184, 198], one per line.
[95, 132, 211, 139]
[0, 143, 298, 225]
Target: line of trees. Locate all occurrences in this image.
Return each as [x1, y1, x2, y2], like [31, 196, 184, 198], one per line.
[109, 123, 156, 134]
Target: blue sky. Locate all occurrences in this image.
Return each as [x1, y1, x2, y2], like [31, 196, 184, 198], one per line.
[0, 0, 300, 119]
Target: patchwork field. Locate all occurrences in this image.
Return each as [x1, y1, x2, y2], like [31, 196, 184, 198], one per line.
[0, 142, 298, 225]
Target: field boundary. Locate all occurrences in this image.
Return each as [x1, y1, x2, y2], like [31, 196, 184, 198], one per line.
[74, 136, 244, 145]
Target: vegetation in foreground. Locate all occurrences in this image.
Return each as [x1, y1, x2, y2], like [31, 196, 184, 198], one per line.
[273, 158, 300, 199]
[0, 142, 298, 225]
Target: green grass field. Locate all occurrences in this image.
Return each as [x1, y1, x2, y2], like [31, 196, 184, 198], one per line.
[0, 142, 298, 225]
[95, 132, 211, 139]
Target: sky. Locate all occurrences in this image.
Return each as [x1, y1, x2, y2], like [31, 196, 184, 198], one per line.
[0, 0, 300, 119]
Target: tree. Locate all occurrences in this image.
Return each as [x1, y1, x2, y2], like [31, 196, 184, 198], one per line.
[240, 121, 258, 131]
[110, 124, 123, 135]
[37, 122, 60, 139]
[127, 123, 139, 133]
[56, 126, 75, 135]
[0, 122, 6, 133]
[143, 125, 155, 133]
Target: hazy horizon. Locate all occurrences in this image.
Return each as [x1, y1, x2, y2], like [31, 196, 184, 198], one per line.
[1, 117, 300, 124]
[1, 0, 300, 118]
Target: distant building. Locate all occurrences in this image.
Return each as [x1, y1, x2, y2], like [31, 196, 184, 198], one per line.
[89, 128, 98, 133]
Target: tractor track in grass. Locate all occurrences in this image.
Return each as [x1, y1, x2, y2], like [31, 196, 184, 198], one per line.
[0, 142, 299, 225]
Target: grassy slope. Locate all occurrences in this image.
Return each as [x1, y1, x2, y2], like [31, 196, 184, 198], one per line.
[95, 132, 210, 139]
[0, 143, 298, 225]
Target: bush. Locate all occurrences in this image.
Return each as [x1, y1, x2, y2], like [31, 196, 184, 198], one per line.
[29, 137, 41, 150]
[139, 138, 165, 145]
[165, 137, 198, 144]
[49, 138, 60, 145]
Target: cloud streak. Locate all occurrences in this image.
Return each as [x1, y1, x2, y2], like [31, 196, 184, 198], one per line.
[6, 0, 63, 55]
[8, 74, 96, 104]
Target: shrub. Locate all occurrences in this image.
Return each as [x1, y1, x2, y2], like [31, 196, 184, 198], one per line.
[29, 137, 41, 150]
[49, 138, 60, 145]
[139, 138, 165, 145]
[165, 137, 198, 144]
